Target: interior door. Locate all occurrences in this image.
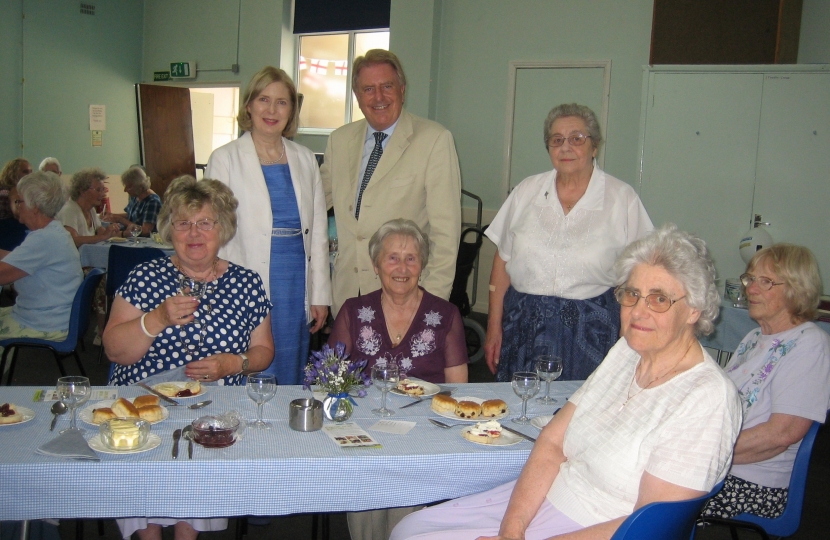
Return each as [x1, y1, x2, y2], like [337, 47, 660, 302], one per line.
[136, 84, 196, 197]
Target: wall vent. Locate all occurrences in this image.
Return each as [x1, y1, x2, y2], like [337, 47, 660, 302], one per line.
[80, 3, 95, 15]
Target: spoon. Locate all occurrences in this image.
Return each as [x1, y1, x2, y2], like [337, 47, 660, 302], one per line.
[50, 401, 68, 431]
[188, 400, 212, 410]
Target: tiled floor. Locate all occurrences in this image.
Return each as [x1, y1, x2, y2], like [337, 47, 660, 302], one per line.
[4, 312, 828, 540]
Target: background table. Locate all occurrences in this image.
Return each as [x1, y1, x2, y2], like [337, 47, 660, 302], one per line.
[79, 238, 174, 269]
[699, 301, 830, 355]
[0, 381, 580, 521]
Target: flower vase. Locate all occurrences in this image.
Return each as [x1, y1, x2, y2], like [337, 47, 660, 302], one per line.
[323, 392, 354, 422]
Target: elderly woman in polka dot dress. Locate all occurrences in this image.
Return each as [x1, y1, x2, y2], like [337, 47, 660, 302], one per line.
[103, 176, 274, 388]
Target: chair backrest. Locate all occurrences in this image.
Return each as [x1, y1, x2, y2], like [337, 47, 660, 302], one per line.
[105, 245, 166, 297]
[729, 420, 821, 536]
[0, 218, 28, 251]
[611, 480, 724, 540]
[64, 268, 106, 350]
[449, 226, 485, 316]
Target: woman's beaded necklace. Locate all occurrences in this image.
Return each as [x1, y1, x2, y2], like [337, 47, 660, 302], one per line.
[258, 138, 286, 165]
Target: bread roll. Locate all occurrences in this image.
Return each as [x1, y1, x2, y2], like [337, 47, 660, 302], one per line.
[133, 395, 159, 408]
[481, 399, 508, 418]
[0, 403, 23, 424]
[92, 407, 117, 424]
[430, 394, 458, 414]
[137, 405, 164, 422]
[455, 400, 481, 419]
[111, 397, 140, 418]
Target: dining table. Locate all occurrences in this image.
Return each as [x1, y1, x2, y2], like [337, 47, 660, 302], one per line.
[78, 237, 175, 269]
[0, 381, 580, 522]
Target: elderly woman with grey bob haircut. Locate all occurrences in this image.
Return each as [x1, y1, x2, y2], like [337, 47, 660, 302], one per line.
[0, 171, 83, 344]
[57, 167, 120, 246]
[702, 244, 830, 521]
[103, 165, 162, 238]
[393, 224, 742, 540]
[103, 175, 275, 540]
[484, 102, 653, 383]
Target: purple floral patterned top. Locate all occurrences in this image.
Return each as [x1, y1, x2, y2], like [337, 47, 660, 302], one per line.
[328, 288, 467, 383]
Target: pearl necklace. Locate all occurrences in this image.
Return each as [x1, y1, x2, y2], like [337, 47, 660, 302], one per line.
[618, 340, 696, 412]
[259, 139, 286, 165]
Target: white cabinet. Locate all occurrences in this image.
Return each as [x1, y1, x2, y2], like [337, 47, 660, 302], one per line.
[638, 66, 830, 292]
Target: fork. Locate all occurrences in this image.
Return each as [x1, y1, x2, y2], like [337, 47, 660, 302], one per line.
[429, 418, 468, 429]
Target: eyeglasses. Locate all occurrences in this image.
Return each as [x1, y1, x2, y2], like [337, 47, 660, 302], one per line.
[548, 134, 592, 147]
[171, 219, 218, 231]
[12, 199, 23, 206]
[740, 273, 784, 291]
[614, 287, 686, 313]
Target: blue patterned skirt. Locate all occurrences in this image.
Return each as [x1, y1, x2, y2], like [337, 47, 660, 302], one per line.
[497, 286, 620, 382]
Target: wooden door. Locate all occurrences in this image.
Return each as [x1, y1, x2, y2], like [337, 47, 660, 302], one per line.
[136, 84, 196, 197]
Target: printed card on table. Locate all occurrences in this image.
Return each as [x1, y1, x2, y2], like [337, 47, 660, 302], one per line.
[322, 422, 382, 449]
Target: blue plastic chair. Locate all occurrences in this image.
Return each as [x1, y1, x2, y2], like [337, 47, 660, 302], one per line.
[700, 420, 821, 540]
[96, 244, 166, 363]
[0, 268, 105, 385]
[610, 480, 725, 540]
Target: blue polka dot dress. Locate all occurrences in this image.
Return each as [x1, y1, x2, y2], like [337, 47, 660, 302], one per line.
[108, 258, 272, 386]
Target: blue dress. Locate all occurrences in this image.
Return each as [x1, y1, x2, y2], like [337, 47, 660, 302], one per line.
[261, 163, 308, 385]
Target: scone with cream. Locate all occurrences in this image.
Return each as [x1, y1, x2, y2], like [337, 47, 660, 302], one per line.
[0, 403, 24, 424]
[396, 379, 425, 396]
[462, 420, 503, 444]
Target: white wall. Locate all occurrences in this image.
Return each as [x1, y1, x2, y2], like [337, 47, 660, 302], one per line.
[799, 0, 830, 63]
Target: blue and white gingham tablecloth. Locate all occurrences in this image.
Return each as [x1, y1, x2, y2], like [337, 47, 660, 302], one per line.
[0, 381, 580, 520]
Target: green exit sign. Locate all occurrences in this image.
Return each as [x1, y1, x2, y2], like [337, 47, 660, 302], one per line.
[170, 61, 196, 79]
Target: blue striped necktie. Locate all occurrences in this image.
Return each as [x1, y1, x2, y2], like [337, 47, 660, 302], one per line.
[355, 131, 387, 219]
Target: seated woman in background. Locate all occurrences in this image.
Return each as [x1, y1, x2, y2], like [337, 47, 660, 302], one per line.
[702, 244, 830, 520]
[0, 172, 83, 358]
[328, 219, 467, 540]
[57, 167, 120, 246]
[392, 225, 741, 540]
[103, 165, 162, 238]
[0, 158, 33, 220]
[103, 176, 274, 540]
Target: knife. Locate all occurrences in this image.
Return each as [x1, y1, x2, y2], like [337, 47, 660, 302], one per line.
[400, 397, 424, 409]
[500, 424, 537, 443]
[137, 383, 180, 406]
[172, 429, 182, 459]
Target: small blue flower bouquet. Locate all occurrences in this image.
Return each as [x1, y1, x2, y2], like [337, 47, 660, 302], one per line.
[303, 342, 372, 397]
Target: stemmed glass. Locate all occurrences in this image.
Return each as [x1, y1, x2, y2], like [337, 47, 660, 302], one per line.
[371, 363, 399, 417]
[511, 372, 540, 425]
[536, 356, 563, 404]
[129, 227, 141, 243]
[179, 275, 208, 358]
[56, 376, 91, 432]
[246, 373, 277, 429]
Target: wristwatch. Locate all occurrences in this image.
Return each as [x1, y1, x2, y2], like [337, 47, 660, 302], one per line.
[238, 353, 250, 374]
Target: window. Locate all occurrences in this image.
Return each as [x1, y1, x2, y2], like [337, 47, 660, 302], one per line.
[296, 30, 389, 133]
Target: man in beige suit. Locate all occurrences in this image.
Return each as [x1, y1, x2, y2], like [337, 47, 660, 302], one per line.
[321, 49, 461, 316]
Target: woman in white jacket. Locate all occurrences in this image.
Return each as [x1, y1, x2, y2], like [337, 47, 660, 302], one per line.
[206, 66, 330, 385]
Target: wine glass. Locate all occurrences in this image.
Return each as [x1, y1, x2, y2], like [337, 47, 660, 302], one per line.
[246, 373, 277, 429]
[511, 372, 540, 425]
[371, 363, 399, 417]
[536, 356, 563, 404]
[129, 227, 141, 243]
[56, 376, 91, 432]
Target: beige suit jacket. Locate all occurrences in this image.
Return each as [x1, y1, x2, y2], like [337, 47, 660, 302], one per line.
[321, 110, 461, 315]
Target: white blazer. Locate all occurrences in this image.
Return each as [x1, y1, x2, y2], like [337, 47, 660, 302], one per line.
[205, 132, 331, 320]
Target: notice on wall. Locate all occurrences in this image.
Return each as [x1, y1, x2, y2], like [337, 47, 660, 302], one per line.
[89, 105, 106, 130]
[92, 130, 103, 147]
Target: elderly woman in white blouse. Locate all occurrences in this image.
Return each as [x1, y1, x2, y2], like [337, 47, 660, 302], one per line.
[392, 225, 742, 540]
[484, 103, 652, 381]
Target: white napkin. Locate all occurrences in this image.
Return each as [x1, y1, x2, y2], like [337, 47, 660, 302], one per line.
[36, 430, 100, 461]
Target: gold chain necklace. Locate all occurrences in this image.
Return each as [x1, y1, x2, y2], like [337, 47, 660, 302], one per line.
[259, 138, 286, 165]
[381, 293, 419, 346]
[618, 340, 696, 412]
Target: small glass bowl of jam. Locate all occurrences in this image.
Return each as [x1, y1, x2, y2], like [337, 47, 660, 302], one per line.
[191, 414, 242, 448]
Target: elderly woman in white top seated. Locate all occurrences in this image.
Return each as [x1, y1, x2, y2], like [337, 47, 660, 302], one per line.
[392, 225, 742, 540]
[57, 167, 120, 246]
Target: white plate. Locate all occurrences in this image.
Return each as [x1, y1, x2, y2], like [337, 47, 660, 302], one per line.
[0, 406, 36, 426]
[460, 425, 523, 446]
[530, 415, 554, 430]
[432, 396, 509, 422]
[390, 378, 441, 398]
[79, 399, 169, 426]
[106, 237, 128, 243]
[88, 433, 162, 454]
[152, 383, 206, 399]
